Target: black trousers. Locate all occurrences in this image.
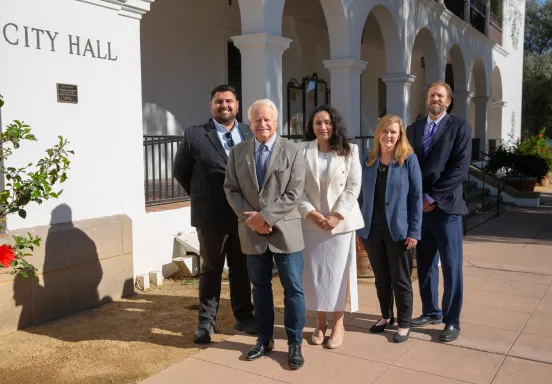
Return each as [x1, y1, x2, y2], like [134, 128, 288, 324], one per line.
[196, 227, 254, 326]
[362, 225, 414, 328]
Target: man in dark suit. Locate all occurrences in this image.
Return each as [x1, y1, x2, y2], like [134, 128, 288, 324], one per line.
[406, 81, 472, 342]
[173, 84, 255, 344]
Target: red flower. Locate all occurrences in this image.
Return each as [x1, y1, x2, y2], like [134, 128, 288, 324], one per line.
[539, 133, 544, 137]
[0, 244, 15, 268]
[541, 149, 545, 153]
[521, 136, 526, 140]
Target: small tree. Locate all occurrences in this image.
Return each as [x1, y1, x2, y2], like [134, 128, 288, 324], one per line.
[0, 95, 74, 277]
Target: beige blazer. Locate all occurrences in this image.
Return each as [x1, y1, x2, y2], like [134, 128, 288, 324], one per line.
[298, 140, 364, 235]
[224, 135, 305, 255]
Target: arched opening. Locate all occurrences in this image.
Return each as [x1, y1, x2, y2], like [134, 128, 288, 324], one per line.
[470, 57, 489, 153]
[140, 0, 242, 204]
[489, 66, 504, 149]
[359, 4, 402, 151]
[282, 0, 330, 137]
[141, 0, 242, 134]
[410, 28, 440, 124]
[447, 44, 468, 119]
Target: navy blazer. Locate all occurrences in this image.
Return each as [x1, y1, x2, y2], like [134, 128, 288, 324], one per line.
[357, 154, 423, 241]
[406, 114, 472, 215]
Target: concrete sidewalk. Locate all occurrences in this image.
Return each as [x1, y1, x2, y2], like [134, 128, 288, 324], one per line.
[141, 190, 552, 384]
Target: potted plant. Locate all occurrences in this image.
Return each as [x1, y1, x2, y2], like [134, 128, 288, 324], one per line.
[518, 129, 552, 186]
[485, 131, 551, 192]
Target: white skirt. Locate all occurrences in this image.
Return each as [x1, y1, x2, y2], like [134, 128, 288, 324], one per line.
[302, 229, 358, 312]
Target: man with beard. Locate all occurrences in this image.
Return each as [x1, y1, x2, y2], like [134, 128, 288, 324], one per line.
[406, 81, 471, 342]
[173, 84, 256, 343]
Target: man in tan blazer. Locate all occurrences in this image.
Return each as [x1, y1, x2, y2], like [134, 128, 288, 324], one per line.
[224, 99, 306, 370]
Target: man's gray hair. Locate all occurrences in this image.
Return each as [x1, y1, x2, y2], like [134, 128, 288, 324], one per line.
[247, 99, 279, 122]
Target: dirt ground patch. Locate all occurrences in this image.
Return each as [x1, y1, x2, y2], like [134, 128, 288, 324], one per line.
[0, 270, 416, 384]
[0, 277, 284, 384]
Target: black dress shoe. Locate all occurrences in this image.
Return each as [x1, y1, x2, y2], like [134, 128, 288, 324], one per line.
[288, 343, 304, 370]
[440, 325, 460, 342]
[393, 329, 411, 343]
[410, 315, 442, 327]
[234, 316, 257, 335]
[193, 323, 214, 344]
[369, 318, 395, 333]
[246, 339, 274, 360]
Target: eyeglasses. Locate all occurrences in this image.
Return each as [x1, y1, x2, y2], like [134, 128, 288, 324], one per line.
[224, 132, 234, 147]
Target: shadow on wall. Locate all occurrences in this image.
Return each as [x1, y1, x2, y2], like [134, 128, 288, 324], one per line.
[13, 204, 127, 329]
[143, 102, 184, 136]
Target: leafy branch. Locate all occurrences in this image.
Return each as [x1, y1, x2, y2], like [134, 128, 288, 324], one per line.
[0, 94, 74, 277]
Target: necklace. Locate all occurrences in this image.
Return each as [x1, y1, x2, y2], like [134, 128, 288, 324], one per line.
[378, 162, 388, 173]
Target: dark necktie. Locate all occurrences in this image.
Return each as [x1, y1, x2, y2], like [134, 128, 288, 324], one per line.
[423, 121, 437, 155]
[256, 144, 269, 190]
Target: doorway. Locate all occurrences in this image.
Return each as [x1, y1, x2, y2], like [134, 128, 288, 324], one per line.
[227, 41, 243, 122]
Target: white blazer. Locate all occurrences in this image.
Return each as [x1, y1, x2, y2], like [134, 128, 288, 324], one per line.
[298, 140, 365, 235]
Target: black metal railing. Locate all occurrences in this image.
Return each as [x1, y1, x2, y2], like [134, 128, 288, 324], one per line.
[143, 135, 189, 206]
[464, 151, 505, 234]
[490, 11, 503, 45]
[490, 11, 502, 28]
[477, 150, 528, 192]
[281, 134, 304, 144]
[464, 149, 533, 234]
[281, 134, 375, 159]
[355, 135, 375, 160]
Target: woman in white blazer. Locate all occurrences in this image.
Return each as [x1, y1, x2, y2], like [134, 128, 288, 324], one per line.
[299, 105, 364, 349]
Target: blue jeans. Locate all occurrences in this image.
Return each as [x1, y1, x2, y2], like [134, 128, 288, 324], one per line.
[247, 250, 305, 345]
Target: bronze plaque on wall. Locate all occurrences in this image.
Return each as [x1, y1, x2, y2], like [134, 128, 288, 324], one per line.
[56, 83, 78, 104]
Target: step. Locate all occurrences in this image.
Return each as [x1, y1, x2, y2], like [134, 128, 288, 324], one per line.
[467, 195, 499, 216]
[464, 187, 490, 202]
[464, 202, 510, 233]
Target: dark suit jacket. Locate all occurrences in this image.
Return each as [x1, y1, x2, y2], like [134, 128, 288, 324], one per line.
[406, 113, 472, 215]
[357, 154, 423, 241]
[173, 120, 253, 229]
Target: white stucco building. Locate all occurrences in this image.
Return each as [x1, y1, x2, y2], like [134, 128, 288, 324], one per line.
[0, 0, 525, 330]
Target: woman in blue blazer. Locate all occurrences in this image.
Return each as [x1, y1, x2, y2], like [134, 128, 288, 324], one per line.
[358, 114, 423, 343]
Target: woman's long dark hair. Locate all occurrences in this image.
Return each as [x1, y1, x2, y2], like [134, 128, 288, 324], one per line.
[304, 105, 352, 157]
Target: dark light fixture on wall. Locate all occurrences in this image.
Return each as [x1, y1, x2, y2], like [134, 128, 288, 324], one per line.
[228, 0, 233, 5]
[421, 56, 425, 68]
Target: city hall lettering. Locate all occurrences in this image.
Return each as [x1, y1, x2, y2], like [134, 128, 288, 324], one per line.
[2, 22, 118, 61]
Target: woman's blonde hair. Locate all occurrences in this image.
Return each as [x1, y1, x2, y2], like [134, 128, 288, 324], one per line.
[366, 114, 413, 167]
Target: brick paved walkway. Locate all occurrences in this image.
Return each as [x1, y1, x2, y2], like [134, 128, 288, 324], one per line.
[141, 190, 552, 384]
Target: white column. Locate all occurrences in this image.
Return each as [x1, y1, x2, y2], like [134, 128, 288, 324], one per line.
[473, 96, 490, 153]
[381, 73, 416, 126]
[232, 33, 291, 132]
[490, 100, 506, 141]
[464, 0, 471, 23]
[323, 58, 367, 137]
[452, 90, 473, 121]
[423, 83, 431, 115]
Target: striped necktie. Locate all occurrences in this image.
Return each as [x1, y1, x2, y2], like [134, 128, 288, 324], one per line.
[423, 121, 437, 155]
